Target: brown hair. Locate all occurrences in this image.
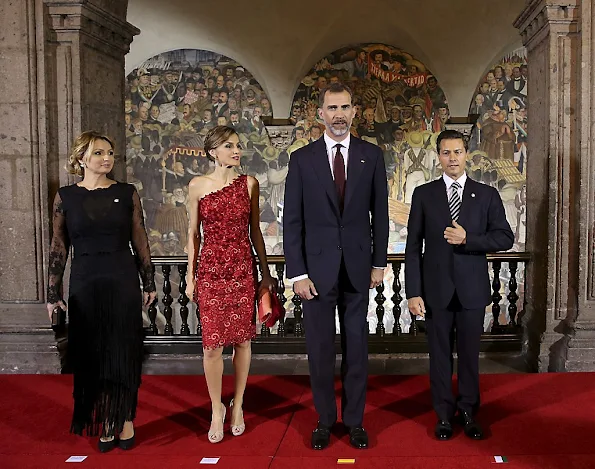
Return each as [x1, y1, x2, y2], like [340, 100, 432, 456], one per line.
[66, 131, 115, 176]
[203, 125, 238, 161]
[318, 82, 353, 108]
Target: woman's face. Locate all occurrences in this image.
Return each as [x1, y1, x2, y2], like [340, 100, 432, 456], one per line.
[210, 133, 242, 168]
[82, 139, 114, 175]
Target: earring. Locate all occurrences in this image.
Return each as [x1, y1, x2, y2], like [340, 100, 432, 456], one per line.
[79, 162, 85, 168]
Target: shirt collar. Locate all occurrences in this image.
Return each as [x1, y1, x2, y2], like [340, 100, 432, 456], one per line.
[443, 172, 467, 189]
[324, 132, 351, 153]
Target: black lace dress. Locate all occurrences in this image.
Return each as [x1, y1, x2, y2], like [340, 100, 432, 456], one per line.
[47, 182, 155, 436]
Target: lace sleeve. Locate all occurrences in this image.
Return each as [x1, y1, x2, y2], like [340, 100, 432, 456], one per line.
[130, 186, 156, 292]
[47, 191, 70, 304]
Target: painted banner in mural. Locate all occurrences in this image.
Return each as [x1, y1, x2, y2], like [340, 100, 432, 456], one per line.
[290, 43, 450, 253]
[468, 47, 527, 250]
[125, 49, 286, 256]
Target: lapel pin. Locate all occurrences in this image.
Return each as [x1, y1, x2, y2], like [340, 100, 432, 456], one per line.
[360, 159, 365, 163]
[114, 198, 120, 202]
[471, 193, 475, 198]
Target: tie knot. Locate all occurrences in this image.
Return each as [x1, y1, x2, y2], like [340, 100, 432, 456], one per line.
[334, 143, 343, 151]
[451, 181, 461, 190]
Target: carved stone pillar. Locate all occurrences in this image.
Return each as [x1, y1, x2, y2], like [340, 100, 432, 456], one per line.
[514, 0, 583, 371]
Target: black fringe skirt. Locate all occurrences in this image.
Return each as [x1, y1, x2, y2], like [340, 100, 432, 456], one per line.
[67, 250, 144, 436]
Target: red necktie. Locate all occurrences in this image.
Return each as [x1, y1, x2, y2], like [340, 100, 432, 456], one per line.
[333, 143, 346, 212]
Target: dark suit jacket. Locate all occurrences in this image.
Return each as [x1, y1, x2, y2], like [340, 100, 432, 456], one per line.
[405, 177, 514, 310]
[283, 136, 389, 296]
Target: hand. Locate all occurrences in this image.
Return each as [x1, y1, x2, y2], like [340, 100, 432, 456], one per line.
[46, 301, 67, 321]
[370, 268, 384, 289]
[143, 291, 157, 308]
[185, 278, 195, 300]
[408, 296, 426, 318]
[444, 220, 466, 245]
[293, 278, 318, 301]
[259, 275, 276, 292]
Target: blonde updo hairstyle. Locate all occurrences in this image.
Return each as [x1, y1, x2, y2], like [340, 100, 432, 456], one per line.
[203, 125, 238, 162]
[66, 130, 115, 176]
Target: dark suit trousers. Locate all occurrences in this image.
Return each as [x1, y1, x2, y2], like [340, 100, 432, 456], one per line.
[302, 259, 368, 428]
[425, 292, 484, 421]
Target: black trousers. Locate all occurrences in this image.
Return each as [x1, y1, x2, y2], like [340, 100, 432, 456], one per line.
[302, 259, 368, 428]
[425, 292, 485, 421]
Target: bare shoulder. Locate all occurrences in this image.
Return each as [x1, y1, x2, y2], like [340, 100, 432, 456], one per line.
[188, 176, 209, 199]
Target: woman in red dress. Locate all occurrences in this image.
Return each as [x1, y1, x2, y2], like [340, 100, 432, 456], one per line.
[186, 126, 274, 443]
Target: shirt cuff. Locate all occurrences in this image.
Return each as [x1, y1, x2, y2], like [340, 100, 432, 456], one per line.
[372, 266, 386, 269]
[288, 274, 309, 282]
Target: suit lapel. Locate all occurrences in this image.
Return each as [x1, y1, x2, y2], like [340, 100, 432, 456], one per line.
[435, 178, 453, 227]
[309, 138, 340, 216]
[457, 178, 475, 227]
[344, 137, 365, 211]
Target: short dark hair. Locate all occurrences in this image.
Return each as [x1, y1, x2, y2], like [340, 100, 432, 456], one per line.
[436, 130, 468, 153]
[318, 83, 353, 108]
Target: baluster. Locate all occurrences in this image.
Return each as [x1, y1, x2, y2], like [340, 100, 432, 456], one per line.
[162, 265, 174, 335]
[375, 283, 385, 336]
[491, 261, 502, 333]
[148, 293, 158, 335]
[178, 264, 190, 335]
[292, 293, 304, 337]
[392, 262, 402, 336]
[276, 263, 287, 337]
[507, 261, 519, 327]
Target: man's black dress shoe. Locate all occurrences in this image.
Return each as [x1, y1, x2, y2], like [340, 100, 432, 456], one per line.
[434, 420, 453, 440]
[347, 426, 368, 449]
[311, 423, 332, 450]
[457, 410, 484, 440]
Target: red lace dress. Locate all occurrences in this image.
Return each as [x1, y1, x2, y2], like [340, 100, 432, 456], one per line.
[194, 175, 257, 349]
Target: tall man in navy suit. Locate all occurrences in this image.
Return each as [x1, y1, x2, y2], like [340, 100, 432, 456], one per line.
[405, 130, 514, 441]
[284, 83, 389, 450]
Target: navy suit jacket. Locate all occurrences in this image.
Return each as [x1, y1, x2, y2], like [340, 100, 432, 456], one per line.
[283, 136, 389, 296]
[405, 177, 514, 310]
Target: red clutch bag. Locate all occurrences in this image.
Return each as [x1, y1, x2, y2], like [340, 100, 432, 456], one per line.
[257, 283, 284, 328]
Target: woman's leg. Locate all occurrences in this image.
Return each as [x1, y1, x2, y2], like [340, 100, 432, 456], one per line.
[203, 346, 225, 438]
[231, 340, 251, 426]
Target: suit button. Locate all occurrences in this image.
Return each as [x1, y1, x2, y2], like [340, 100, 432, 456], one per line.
[337, 246, 342, 250]
[340, 225, 344, 230]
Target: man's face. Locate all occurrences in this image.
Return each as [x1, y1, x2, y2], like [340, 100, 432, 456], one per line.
[318, 90, 355, 138]
[234, 88, 242, 100]
[235, 69, 243, 79]
[216, 76, 224, 88]
[230, 113, 239, 123]
[513, 67, 521, 79]
[253, 107, 262, 118]
[494, 67, 503, 78]
[521, 65, 528, 77]
[497, 81, 505, 91]
[311, 126, 321, 139]
[358, 51, 366, 61]
[481, 83, 490, 94]
[226, 68, 233, 78]
[247, 89, 255, 99]
[212, 69, 220, 78]
[139, 74, 149, 86]
[295, 129, 304, 139]
[489, 80, 498, 92]
[261, 98, 270, 109]
[427, 77, 437, 90]
[207, 77, 214, 88]
[139, 105, 149, 121]
[211, 92, 219, 104]
[125, 114, 131, 126]
[217, 116, 227, 126]
[203, 110, 212, 121]
[317, 77, 327, 89]
[401, 108, 412, 121]
[391, 108, 400, 121]
[439, 107, 449, 120]
[363, 108, 375, 123]
[486, 72, 495, 82]
[219, 91, 228, 104]
[150, 106, 160, 119]
[438, 138, 467, 179]
[374, 53, 382, 64]
[229, 98, 238, 110]
[183, 105, 192, 118]
[394, 129, 404, 142]
[200, 89, 208, 99]
[475, 94, 484, 105]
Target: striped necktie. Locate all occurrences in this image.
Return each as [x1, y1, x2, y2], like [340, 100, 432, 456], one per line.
[449, 181, 462, 221]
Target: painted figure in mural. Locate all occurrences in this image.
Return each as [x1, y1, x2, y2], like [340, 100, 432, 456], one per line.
[185, 126, 274, 444]
[405, 130, 514, 442]
[46, 131, 156, 452]
[284, 83, 389, 450]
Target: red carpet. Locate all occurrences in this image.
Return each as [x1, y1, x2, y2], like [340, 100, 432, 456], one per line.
[1, 373, 595, 468]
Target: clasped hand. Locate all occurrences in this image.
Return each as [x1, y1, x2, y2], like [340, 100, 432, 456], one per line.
[444, 220, 466, 245]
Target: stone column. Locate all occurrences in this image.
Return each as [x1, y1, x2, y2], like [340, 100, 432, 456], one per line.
[514, 0, 583, 371]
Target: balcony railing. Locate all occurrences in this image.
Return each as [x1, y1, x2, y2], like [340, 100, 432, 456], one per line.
[144, 253, 529, 354]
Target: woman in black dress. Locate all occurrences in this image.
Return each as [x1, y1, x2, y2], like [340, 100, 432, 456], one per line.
[46, 131, 156, 452]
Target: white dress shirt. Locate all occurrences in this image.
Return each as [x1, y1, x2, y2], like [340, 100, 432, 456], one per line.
[289, 132, 385, 283]
[443, 172, 467, 200]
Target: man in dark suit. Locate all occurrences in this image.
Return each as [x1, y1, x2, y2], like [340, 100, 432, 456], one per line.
[284, 83, 389, 450]
[405, 130, 514, 441]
